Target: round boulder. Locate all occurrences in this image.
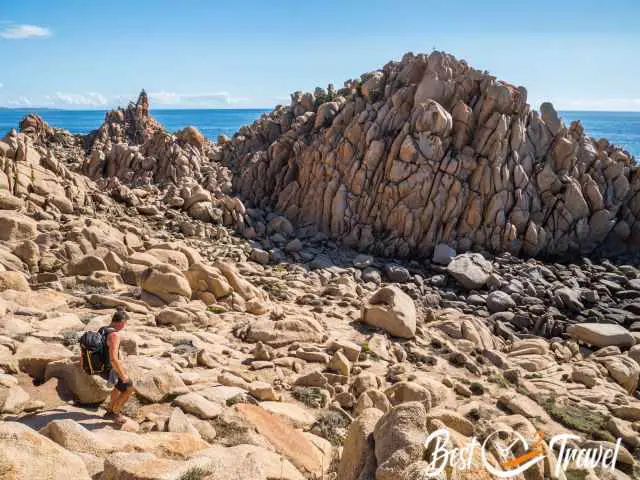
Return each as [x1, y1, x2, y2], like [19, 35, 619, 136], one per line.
[361, 285, 416, 338]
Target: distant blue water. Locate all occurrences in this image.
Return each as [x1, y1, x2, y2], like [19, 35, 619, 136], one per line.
[0, 108, 269, 141]
[0, 108, 638, 158]
[560, 111, 640, 159]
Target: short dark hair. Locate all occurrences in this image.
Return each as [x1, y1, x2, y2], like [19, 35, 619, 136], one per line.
[112, 307, 129, 323]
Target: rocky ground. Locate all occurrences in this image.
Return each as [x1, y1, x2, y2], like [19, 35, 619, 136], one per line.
[0, 57, 640, 480]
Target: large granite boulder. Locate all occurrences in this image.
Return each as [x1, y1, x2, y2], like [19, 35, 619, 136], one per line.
[139, 263, 192, 304]
[567, 323, 635, 348]
[361, 286, 417, 338]
[446, 253, 493, 290]
[0, 421, 91, 480]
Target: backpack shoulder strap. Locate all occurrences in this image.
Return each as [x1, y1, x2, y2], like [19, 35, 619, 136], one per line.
[98, 327, 117, 348]
[98, 327, 117, 365]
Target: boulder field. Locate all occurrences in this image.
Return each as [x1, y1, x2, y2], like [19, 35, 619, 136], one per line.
[0, 52, 639, 479]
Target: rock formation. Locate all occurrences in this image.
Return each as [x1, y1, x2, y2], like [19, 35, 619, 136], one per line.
[0, 53, 639, 480]
[219, 51, 638, 259]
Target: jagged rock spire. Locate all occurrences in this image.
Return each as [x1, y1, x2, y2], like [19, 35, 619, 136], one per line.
[135, 89, 149, 118]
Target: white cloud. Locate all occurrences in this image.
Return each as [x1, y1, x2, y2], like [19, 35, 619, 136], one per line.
[6, 96, 32, 106]
[149, 91, 250, 107]
[0, 24, 51, 39]
[44, 92, 108, 106]
[1, 90, 260, 109]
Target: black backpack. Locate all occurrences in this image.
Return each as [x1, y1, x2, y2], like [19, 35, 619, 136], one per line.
[79, 327, 115, 375]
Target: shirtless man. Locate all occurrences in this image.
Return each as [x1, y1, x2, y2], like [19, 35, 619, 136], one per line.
[102, 308, 134, 425]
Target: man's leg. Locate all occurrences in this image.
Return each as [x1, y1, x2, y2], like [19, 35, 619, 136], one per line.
[106, 380, 120, 413]
[111, 385, 134, 414]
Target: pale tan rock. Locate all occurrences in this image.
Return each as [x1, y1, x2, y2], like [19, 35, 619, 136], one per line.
[0, 211, 37, 242]
[185, 262, 233, 298]
[14, 340, 74, 379]
[337, 407, 383, 480]
[0, 384, 30, 413]
[567, 323, 635, 348]
[327, 338, 361, 362]
[361, 285, 416, 338]
[385, 381, 432, 407]
[102, 452, 212, 480]
[44, 360, 111, 404]
[259, 401, 316, 429]
[146, 248, 189, 272]
[90, 429, 209, 458]
[355, 389, 391, 416]
[597, 355, 640, 394]
[103, 251, 124, 273]
[167, 408, 201, 438]
[426, 408, 474, 436]
[373, 402, 427, 480]
[194, 444, 305, 480]
[236, 315, 326, 347]
[42, 419, 112, 456]
[67, 254, 107, 276]
[139, 263, 192, 304]
[329, 350, 351, 376]
[234, 403, 324, 474]
[12, 240, 39, 270]
[0, 271, 30, 292]
[446, 253, 493, 289]
[249, 381, 280, 401]
[0, 421, 91, 480]
[174, 392, 223, 419]
[127, 358, 189, 403]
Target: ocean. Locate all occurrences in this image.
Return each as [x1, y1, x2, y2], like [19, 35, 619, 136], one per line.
[0, 108, 638, 158]
[0, 109, 270, 143]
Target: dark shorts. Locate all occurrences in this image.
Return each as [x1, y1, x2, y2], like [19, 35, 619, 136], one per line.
[105, 369, 132, 392]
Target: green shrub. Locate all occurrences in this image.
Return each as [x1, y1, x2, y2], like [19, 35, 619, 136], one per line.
[179, 467, 209, 480]
[542, 398, 613, 441]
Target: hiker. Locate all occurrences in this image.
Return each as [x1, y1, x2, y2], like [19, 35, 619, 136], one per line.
[80, 307, 134, 425]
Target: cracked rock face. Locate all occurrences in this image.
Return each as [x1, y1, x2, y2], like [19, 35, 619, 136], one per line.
[220, 51, 638, 259]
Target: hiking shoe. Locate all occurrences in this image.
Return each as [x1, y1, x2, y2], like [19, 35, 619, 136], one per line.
[112, 413, 129, 425]
[104, 411, 128, 425]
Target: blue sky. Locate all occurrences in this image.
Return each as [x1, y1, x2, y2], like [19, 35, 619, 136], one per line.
[1, 0, 638, 110]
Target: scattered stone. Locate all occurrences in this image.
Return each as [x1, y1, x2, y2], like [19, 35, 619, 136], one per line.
[361, 285, 416, 338]
[432, 243, 456, 265]
[446, 253, 493, 290]
[174, 392, 223, 419]
[487, 291, 516, 313]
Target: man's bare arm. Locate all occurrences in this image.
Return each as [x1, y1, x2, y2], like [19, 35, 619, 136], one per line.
[107, 334, 129, 382]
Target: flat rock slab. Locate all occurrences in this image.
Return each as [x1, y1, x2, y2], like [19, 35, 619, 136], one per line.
[567, 323, 635, 348]
[174, 392, 223, 419]
[259, 401, 317, 429]
[196, 385, 246, 405]
[91, 429, 209, 458]
[194, 444, 305, 480]
[9, 404, 110, 431]
[103, 451, 212, 480]
[235, 403, 323, 474]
